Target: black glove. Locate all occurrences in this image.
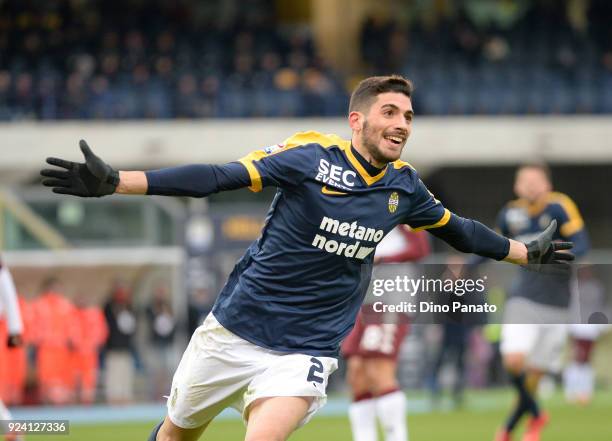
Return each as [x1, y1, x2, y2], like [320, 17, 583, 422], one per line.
[7, 334, 23, 348]
[41, 140, 119, 197]
[524, 220, 575, 274]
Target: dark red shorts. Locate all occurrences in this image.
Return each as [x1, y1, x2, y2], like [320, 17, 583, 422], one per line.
[573, 338, 595, 363]
[341, 309, 409, 359]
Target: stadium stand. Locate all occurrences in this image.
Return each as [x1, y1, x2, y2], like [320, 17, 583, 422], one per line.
[361, 0, 612, 114]
[0, 0, 347, 119]
[1, 0, 611, 119]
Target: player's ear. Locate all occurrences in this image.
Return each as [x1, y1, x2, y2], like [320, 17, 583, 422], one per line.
[348, 111, 363, 132]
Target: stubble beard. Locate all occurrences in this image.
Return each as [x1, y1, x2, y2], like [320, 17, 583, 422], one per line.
[361, 120, 393, 165]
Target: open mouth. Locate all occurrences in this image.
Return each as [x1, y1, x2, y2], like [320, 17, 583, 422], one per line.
[384, 135, 405, 145]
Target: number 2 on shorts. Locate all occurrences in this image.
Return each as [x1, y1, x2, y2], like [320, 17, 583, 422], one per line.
[307, 357, 324, 384]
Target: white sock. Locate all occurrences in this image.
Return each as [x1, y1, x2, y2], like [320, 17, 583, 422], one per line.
[577, 364, 594, 397]
[0, 400, 13, 431]
[349, 398, 378, 441]
[563, 362, 580, 401]
[375, 391, 408, 441]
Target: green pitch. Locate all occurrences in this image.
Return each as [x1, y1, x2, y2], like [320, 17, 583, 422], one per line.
[34, 390, 612, 441]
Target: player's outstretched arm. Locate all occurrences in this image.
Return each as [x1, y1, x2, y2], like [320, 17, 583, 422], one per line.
[41, 140, 253, 198]
[429, 214, 574, 274]
[503, 239, 528, 265]
[117, 171, 148, 194]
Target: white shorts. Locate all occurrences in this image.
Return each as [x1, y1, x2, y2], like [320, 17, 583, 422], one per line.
[501, 298, 568, 372]
[167, 313, 338, 429]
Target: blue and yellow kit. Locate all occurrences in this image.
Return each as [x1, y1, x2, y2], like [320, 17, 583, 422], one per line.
[213, 132, 453, 356]
[147, 131, 510, 356]
[497, 192, 590, 308]
[200, 132, 507, 356]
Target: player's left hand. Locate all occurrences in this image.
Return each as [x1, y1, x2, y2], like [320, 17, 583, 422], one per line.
[524, 220, 574, 274]
[7, 334, 23, 348]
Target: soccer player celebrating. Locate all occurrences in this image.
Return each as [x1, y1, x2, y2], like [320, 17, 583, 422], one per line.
[494, 163, 589, 441]
[0, 258, 25, 441]
[41, 75, 574, 441]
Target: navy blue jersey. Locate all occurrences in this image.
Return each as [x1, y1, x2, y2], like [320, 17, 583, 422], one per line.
[497, 192, 589, 307]
[212, 132, 451, 356]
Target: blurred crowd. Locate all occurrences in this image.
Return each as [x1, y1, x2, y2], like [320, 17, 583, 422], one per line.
[0, 276, 185, 406]
[0, 0, 347, 120]
[1, 0, 612, 119]
[363, 0, 612, 114]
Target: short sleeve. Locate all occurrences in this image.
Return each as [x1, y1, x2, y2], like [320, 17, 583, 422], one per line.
[404, 177, 451, 231]
[237, 141, 318, 192]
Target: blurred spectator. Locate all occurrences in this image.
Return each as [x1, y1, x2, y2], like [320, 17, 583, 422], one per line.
[427, 256, 486, 408]
[145, 282, 177, 401]
[0, 294, 33, 405]
[32, 277, 77, 405]
[0, 71, 11, 120]
[187, 287, 215, 335]
[428, 323, 470, 408]
[483, 324, 506, 387]
[72, 293, 108, 405]
[103, 280, 137, 404]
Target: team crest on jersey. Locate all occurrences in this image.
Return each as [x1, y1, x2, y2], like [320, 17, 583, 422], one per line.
[539, 213, 552, 230]
[388, 192, 399, 213]
[264, 143, 285, 154]
[506, 207, 530, 235]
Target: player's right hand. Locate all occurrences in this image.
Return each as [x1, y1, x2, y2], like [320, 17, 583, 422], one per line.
[41, 140, 119, 197]
[524, 219, 575, 275]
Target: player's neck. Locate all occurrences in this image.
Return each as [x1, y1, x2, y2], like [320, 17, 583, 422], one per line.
[351, 143, 387, 176]
[526, 192, 549, 206]
[350, 144, 386, 176]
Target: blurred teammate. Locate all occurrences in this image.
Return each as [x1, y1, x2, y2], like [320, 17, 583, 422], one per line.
[494, 164, 589, 441]
[0, 258, 24, 441]
[41, 75, 574, 441]
[342, 226, 429, 441]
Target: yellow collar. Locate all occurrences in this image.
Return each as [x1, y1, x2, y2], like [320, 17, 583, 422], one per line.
[342, 144, 388, 186]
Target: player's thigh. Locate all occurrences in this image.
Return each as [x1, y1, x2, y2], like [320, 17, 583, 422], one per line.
[363, 357, 399, 393]
[242, 353, 337, 428]
[156, 415, 210, 441]
[527, 324, 568, 373]
[245, 396, 313, 441]
[168, 314, 257, 430]
[500, 324, 539, 372]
